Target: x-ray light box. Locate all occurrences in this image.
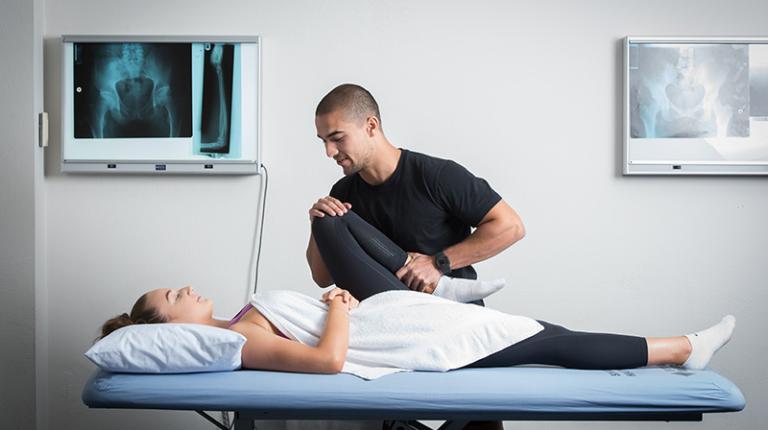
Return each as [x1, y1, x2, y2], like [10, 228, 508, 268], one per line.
[61, 35, 261, 174]
[624, 36, 768, 175]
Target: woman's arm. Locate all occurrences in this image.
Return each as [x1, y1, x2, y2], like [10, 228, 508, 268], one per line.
[233, 293, 352, 374]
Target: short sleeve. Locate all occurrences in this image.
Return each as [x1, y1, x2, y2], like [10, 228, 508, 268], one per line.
[433, 161, 502, 227]
[329, 178, 348, 201]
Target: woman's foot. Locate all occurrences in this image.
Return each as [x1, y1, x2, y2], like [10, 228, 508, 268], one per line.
[681, 315, 736, 370]
[432, 277, 506, 302]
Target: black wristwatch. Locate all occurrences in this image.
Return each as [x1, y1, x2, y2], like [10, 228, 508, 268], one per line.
[434, 251, 451, 275]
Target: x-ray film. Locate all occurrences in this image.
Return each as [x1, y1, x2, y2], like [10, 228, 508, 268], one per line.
[629, 44, 750, 139]
[199, 43, 235, 154]
[74, 43, 192, 139]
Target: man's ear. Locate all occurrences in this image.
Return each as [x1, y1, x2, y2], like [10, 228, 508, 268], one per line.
[365, 116, 380, 137]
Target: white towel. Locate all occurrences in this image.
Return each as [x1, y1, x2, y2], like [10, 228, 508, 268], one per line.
[251, 290, 544, 380]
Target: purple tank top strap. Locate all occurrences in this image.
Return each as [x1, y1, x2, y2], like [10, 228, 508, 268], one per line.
[228, 303, 254, 327]
[228, 302, 289, 339]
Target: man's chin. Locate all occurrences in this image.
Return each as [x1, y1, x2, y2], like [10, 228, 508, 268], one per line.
[341, 165, 360, 176]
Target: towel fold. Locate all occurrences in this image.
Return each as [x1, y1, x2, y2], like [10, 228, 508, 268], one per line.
[252, 289, 544, 380]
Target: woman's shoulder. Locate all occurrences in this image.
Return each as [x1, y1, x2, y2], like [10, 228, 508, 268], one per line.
[228, 310, 280, 339]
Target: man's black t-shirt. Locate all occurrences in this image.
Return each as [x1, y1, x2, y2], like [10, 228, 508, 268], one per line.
[329, 149, 502, 280]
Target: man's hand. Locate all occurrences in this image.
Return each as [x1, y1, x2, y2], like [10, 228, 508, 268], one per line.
[395, 252, 442, 294]
[321, 287, 359, 311]
[309, 196, 351, 221]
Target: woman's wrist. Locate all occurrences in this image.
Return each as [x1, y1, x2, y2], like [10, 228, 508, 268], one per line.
[329, 296, 349, 311]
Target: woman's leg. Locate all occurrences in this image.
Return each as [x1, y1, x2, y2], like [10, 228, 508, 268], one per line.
[646, 336, 692, 366]
[467, 314, 735, 370]
[312, 210, 503, 303]
[312, 211, 410, 301]
[465, 320, 650, 369]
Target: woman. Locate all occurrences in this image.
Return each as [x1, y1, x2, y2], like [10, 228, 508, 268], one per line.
[99, 282, 735, 376]
[100, 211, 736, 376]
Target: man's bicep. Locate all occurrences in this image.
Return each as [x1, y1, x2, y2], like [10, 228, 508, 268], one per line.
[478, 199, 523, 230]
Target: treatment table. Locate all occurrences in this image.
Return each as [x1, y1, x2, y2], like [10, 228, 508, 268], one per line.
[82, 366, 746, 430]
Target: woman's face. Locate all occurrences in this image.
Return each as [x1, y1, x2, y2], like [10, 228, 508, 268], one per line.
[145, 286, 213, 323]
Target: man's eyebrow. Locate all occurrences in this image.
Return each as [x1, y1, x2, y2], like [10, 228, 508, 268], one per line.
[317, 130, 343, 140]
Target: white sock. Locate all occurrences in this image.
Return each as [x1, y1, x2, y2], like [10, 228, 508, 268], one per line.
[682, 315, 736, 370]
[432, 277, 505, 303]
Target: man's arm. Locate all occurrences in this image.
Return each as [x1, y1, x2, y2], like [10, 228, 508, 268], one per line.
[307, 233, 334, 288]
[442, 199, 525, 270]
[396, 200, 525, 292]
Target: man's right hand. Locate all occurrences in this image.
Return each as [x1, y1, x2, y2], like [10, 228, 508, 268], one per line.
[309, 196, 351, 221]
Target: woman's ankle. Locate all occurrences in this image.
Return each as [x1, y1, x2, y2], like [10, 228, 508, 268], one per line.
[677, 336, 693, 365]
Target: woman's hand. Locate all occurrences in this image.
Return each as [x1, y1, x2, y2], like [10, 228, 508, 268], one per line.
[322, 287, 359, 311]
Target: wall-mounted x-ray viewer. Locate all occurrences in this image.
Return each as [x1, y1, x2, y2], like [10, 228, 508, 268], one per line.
[61, 35, 261, 174]
[624, 36, 768, 175]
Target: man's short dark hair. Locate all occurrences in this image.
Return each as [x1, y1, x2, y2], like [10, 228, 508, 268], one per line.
[315, 84, 381, 125]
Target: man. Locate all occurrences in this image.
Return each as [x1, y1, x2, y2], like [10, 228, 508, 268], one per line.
[306, 84, 523, 430]
[306, 83, 525, 302]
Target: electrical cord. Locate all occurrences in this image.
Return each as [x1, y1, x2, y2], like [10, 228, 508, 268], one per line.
[247, 163, 268, 300]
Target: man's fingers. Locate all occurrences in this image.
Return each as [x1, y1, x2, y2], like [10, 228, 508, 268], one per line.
[310, 197, 350, 219]
[403, 273, 416, 290]
[316, 202, 339, 216]
[413, 278, 425, 292]
[325, 197, 348, 215]
[395, 266, 407, 280]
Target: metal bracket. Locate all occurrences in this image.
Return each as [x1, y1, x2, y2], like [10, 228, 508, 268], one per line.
[38, 112, 48, 148]
[196, 410, 232, 430]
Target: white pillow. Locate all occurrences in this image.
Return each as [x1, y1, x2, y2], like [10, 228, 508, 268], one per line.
[85, 323, 247, 373]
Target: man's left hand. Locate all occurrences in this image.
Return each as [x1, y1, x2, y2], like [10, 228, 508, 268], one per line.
[396, 252, 442, 294]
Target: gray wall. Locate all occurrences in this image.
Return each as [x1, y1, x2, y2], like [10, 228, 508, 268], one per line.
[0, 0, 45, 429]
[41, 1, 766, 429]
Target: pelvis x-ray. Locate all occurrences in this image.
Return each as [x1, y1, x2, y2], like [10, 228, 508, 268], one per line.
[74, 43, 192, 138]
[629, 44, 750, 138]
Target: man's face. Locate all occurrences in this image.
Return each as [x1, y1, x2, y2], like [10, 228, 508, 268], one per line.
[315, 110, 372, 176]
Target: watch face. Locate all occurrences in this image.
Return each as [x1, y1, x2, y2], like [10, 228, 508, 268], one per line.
[436, 254, 450, 273]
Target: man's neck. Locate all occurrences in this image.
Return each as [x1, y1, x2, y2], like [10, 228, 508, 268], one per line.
[358, 142, 401, 185]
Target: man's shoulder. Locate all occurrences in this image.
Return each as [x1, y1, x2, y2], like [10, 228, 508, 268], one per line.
[403, 149, 458, 175]
[404, 149, 472, 186]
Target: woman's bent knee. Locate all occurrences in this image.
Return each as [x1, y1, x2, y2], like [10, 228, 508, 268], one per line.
[312, 212, 350, 240]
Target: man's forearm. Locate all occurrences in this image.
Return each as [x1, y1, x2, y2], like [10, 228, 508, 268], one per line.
[307, 234, 334, 287]
[442, 218, 524, 271]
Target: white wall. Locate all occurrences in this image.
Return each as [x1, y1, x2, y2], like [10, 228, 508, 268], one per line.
[42, 1, 766, 429]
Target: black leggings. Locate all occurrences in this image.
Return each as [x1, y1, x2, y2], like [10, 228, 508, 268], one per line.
[312, 211, 648, 369]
